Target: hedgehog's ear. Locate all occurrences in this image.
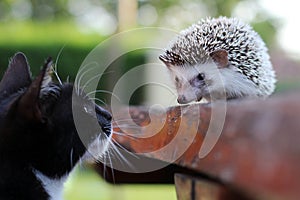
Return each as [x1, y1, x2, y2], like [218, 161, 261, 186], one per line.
[210, 49, 229, 68]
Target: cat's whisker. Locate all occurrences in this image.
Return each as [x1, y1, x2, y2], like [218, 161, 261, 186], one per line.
[113, 118, 141, 123]
[112, 149, 126, 168]
[113, 121, 143, 128]
[104, 138, 114, 180]
[112, 131, 139, 140]
[78, 157, 83, 170]
[111, 147, 131, 169]
[75, 61, 97, 80]
[70, 148, 74, 169]
[80, 71, 115, 96]
[94, 138, 107, 180]
[109, 143, 136, 170]
[91, 134, 111, 160]
[74, 62, 97, 94]
[102, 157, 107, 180]
[66, 76, 70, 83]
[110, 138, 137, 158]
[109, 138, 138, 163]
[103, 134, 112, 153]
[89, 97, 107, 106]
[85, 90, 120, 102]
[80, 74, 103, 96]
[113, 124, 141, 130]
[53, 45, 65, 85]
[76, 66, 96, 95]
[107, 150, 115, 183]
[105, 145, 123, 166]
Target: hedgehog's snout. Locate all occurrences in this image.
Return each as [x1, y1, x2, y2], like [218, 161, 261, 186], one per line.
[177, 95, 187, 104]
[177, 94, 202, 104]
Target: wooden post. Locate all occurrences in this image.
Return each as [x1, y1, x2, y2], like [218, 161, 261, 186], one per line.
[175, 174, 252, 200]
[118, 0, 138, 31]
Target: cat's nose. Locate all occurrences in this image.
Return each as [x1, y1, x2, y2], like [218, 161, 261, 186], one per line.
[95, 105, 112, 121]
[95, 105, 112, 136]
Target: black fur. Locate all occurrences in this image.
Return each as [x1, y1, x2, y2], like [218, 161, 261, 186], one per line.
[0, 53, 112, 200]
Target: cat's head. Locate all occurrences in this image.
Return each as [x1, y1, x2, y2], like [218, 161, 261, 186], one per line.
[0, 52, 112, 178]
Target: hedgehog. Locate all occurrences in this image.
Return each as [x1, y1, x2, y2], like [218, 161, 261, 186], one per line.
[159, 16, 276, 104]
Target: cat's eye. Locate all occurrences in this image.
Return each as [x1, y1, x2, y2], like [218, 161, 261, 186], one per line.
[84, 106, 91, 114]
[84, 106, 88, 113]
[197, 73, 205, 81]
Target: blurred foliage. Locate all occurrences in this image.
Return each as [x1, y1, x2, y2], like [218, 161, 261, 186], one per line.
[0, 0, 279, 45]
[149, 0, 279, 47]
[0, 21, 101, 80]
[0, 21, 147, 105]
[0, 0, 282, 93]
[0, 45, 90, 81]
[202, 0, 243, 16]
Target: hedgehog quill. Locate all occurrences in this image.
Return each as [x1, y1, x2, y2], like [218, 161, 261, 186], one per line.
[159, 17, 276, 103]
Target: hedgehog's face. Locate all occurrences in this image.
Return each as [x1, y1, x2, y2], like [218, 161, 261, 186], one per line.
[160, 49, 230, 103]
[168, 62, 223, 103]
[170, 66, 205, 103]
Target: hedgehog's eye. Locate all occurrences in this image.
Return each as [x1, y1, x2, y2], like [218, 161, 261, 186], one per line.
[175, 76, 179, 82]
[197, 73, 205, 81]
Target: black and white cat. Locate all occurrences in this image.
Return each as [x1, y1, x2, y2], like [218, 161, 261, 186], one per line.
[0, 53, 112, 200]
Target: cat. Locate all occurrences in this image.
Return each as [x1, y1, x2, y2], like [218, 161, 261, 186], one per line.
[0, 52, 112, 200]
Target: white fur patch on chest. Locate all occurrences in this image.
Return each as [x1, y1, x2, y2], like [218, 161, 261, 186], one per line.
[33, 169, 68, 200]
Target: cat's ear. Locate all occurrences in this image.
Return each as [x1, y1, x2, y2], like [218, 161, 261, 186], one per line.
[17, 57, 53, 122]
[0, 52, 32, 96]
[209, 49, 229, 68]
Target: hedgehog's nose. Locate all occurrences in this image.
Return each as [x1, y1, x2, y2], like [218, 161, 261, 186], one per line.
[177, 95, 188, 104]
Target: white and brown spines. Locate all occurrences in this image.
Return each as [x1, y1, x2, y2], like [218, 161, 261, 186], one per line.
[160, 16, 276, 102]
[159, 50, 185, 67]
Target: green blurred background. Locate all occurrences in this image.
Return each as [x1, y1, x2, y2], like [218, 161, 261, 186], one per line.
[0, 0, 299, 199]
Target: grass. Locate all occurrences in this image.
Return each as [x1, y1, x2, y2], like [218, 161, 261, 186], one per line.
[64, 168, 177, 200]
